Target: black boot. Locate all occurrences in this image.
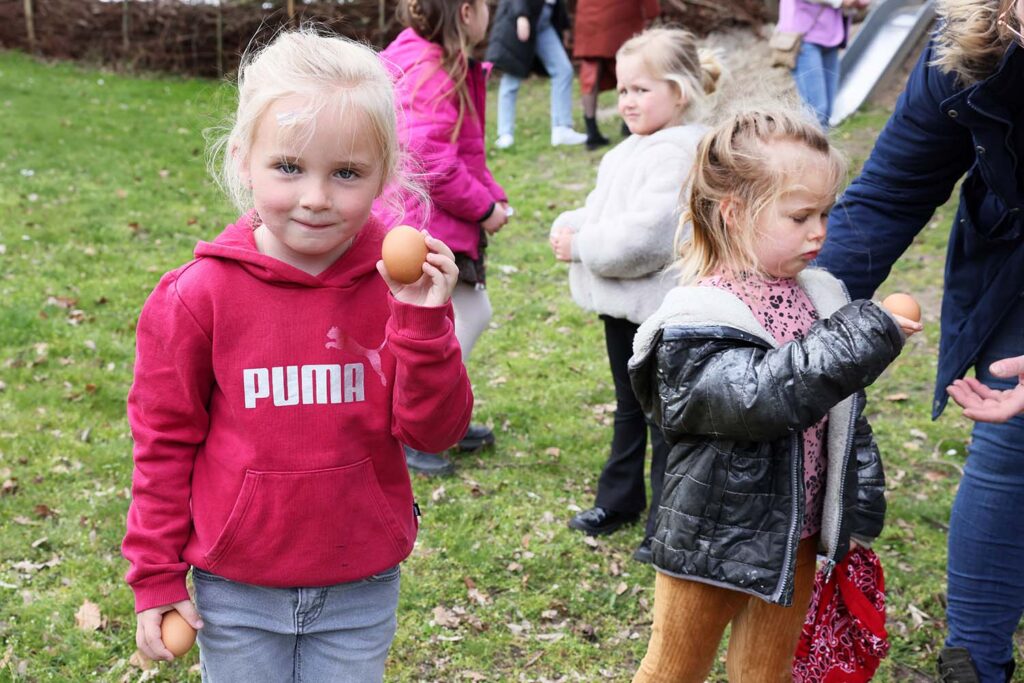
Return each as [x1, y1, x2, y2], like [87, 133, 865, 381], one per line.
[937, 647, 980, 683]
[584, 116, 609, 151]
[456, 424, 495, 452]
[404, 445, 455, 477]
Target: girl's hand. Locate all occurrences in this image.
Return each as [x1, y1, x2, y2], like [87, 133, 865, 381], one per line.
[947, 355, 1024, 423]
[887, 312, 923, 337]
[482, 203, 509, 235]
[516, 16, 530, 42]
[136, 599, 203, 661]
[550, 226, 574, 262]
[377, 232, 458, 308]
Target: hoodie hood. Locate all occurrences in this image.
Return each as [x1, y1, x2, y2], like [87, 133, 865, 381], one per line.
[193, 212, 386, 289]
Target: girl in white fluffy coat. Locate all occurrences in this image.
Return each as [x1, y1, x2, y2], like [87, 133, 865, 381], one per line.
[549, 27, 723, 561]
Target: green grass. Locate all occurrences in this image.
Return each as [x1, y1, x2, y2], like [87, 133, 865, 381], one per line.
[0, 49, 1007, 681]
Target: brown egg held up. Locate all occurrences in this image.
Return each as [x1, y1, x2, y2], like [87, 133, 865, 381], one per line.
[160, 609, 196, 657]
[881, 293, 921, 322]
[381, 225, 428, 284]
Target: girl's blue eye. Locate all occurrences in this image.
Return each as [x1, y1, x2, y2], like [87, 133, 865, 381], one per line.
[277, 163, 299, 175]
[336, 169, 358, 180]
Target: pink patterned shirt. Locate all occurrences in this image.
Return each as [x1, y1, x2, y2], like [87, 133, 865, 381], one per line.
[701, 274, 827, 539]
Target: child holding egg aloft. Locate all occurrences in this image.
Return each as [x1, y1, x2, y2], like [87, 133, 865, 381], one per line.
[375, 0, 510, 476]
[122, 30, 472, 681]
[550, 28, 722, 563]
[627, 108, 920, 682]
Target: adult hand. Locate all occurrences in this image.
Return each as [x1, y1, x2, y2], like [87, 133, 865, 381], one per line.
[136, 599, 203, 661]
[946, 355, 1024, 423]
[550, 226, 574, 262]
[481, 203, 509, 235]
[377, 232, 458, 308]
[517, 16, 530, 42]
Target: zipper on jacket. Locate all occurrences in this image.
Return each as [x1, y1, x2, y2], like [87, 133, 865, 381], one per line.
[773, 432, 804, 604]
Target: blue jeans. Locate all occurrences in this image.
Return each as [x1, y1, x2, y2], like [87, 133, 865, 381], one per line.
[945, 297, 1024, 682]
[792, 41, 839, 130]
[193, 565, 401, 682]
[497, 2, 575, 137]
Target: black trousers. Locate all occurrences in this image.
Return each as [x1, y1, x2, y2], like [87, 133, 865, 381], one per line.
[594, 315, 668, 538]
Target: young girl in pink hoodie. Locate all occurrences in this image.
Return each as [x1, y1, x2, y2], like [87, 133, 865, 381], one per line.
[378, 0, 509, 476]
[122, 30, 472, 681]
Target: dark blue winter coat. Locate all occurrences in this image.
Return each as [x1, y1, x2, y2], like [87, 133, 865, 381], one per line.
[817, 37, 1024, 418]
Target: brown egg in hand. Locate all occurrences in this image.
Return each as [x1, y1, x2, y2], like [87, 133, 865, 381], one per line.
[881, 293, 921, 322]
[381, 225, 428, 284]
[160, 609, 196, 658]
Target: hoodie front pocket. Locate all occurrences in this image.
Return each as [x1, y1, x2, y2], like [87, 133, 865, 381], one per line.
[203, 459, 408, 582]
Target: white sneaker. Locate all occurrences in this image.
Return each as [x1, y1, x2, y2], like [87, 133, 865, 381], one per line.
[551, 126, 587, 146]
[494, 134, 514, 149]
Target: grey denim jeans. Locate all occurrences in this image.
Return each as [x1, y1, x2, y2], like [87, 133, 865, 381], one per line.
[192, 564, 400, 682]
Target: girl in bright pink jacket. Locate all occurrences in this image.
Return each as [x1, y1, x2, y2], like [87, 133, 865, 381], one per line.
[378, 0, 509, 475]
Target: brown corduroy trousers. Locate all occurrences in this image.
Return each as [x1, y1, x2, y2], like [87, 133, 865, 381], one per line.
[632, 537, 818, 683]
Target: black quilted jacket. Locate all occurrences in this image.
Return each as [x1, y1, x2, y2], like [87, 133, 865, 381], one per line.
[628, 269, 904, 606]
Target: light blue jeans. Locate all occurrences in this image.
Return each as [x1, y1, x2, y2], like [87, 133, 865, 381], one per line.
[945, 297, 1024, 682]
[497, 2, 575, 138]
[193, 564, 401, 683]
[792, 41, 840, 130]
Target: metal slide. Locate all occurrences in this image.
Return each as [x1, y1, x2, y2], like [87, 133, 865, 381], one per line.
[829, 0, 937, 126]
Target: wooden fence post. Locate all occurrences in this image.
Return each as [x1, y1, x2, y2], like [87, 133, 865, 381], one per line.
[379, 0, 386, 37]
[23, 0, 36, 53]
[287, 0, 295, 24]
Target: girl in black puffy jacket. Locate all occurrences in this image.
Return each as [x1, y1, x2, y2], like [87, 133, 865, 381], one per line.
[627, 108, 920, 682]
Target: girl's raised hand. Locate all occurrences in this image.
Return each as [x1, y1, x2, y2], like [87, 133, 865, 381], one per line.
[377, 232, 458, 308]
[135, 599, 203, 661]
[888, 312, 923, 337]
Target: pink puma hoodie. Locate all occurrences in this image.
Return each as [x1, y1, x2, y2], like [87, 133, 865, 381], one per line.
[122, 213, 472, 612]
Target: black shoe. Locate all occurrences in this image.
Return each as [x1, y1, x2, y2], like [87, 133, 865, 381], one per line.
[404, 445, 455, 477]
[938, 647, 980, 683]
[568, 506, 639, 536]
[585, 133, 610, 151]
[456, 424, 495, 452]
[633, 537, 653, 564]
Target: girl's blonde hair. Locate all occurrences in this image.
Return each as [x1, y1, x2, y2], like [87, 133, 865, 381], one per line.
[616, 27, 725, 123]
[676, 108, 847, 283]
[398, 0, 479, 141]
[933, 0, 1019, 86]
[211, 29, 401, 212]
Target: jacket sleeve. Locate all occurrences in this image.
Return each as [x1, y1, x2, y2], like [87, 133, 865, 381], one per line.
[122, 273, 214, 612]
[849, 402, 887, 545]
[403, 76, 496, 223]
[386, 298, 473, 452]
[816, 38, 975, 299]
[576, 141, 688, 279]
[635, 300, 904, 443]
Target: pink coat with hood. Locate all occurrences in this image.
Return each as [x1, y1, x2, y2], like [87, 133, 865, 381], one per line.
[376, 27, 507, 260]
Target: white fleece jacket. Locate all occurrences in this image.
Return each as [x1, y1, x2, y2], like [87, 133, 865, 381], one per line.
[550, 123, 708, 324]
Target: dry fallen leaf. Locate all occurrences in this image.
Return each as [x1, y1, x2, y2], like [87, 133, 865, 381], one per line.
[75, 599, 104, 631]
[129, 649, 155, 670]
[885, 392, 910, 402]
[432, 605, 461, 629]
[615, 582, 629, 596]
